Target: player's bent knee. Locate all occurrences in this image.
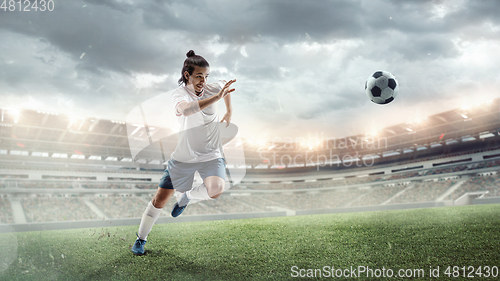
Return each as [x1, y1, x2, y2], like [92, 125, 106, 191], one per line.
[206, 181, 224, 198]
[210, 189, 224, 199]
[210, 192, 222, 199]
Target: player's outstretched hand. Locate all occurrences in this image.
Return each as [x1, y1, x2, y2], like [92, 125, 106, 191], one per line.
[218, 79, 236, 99]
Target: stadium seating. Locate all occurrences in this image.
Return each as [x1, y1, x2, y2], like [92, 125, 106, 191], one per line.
[82, 183, 132, 189]
[350, 185, 407, 206]
[0, 197, 14, 224]
[390, 180, 457, 204]
[447, 173, 500, 200]
[0, 171, 496, 224]
[17, 181, 74, 189]
[88, 196, 152, 218]
[21, 197, 96, 223]
[468, 159, 500, 170]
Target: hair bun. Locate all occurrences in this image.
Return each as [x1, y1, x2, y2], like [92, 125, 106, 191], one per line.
[186, 50, 196, 57]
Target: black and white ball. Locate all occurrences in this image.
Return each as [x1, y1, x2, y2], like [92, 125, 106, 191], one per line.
[365, 71, 398, 105]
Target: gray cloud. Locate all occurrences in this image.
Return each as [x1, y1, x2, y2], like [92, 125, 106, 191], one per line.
[1, 0, 499, 138]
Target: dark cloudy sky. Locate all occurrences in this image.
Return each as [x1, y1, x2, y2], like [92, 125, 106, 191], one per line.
[1, 0, 500, 140]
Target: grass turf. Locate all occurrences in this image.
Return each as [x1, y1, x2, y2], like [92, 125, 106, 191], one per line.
[1, 204, 499, 280]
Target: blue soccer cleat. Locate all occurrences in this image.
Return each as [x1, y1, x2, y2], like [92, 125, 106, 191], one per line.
[171, 202, 188, 217]
[132, 233, 147, 255]
[171, 194, 190, 218]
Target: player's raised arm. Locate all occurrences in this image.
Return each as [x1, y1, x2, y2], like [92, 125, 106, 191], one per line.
[220, 80, 235, 127]
[177, 79, 236, 117]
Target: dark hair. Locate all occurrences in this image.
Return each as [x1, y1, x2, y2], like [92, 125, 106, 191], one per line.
[178, 50, 210, 86]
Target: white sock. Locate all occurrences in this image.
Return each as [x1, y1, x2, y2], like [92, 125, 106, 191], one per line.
[186, 183, 211, 201]
[137, 201, 163, 240]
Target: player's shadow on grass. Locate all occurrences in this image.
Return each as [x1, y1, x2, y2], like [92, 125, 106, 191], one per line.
[129, 248, 160, 257]
[81, 248, 234, 280]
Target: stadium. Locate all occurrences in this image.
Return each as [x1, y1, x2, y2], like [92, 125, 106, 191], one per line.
[1, 98, 500, 279]
[2, 0, 500, 279]
[1, 98, 500, 228]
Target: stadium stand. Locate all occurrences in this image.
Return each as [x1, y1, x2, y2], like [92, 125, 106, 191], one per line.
[390, 179, 457, 204]
[21, 197, 96, 223]
[386, 171, 421, 181]
[350, 185, 408, 207]
[16, 181, 75, 189]
[135, 183, 158, 189]
[446, 173, 500, 200]
[0, 196, 14, 224]
[2, 100, 500, 227]
[88, 196, 151, 218]
[424, 164, 469, 175]
[0, 170, 497, 224]
[229, 189, 367, 211]
[468, 159, 500, 170]
[81, 183, 132, 189]
[183, 194, 260, 215]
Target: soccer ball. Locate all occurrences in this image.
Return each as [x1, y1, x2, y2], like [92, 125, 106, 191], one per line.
[365, 71, 398, 105]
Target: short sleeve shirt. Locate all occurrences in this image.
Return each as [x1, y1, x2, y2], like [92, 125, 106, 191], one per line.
[170, 81, 225, 163]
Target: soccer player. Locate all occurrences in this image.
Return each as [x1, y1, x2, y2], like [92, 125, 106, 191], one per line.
[132, 50, 236, 255]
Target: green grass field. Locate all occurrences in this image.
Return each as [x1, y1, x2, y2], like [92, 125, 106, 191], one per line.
[1, 204, 500, 280]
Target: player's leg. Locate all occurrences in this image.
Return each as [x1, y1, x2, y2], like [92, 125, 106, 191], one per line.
[168, 160, 198, 217]
[137, 187, 174, 239]
[203, 158, 226, 199]
[172, 180, 214, 217]
[171, 158, 226, 217]
[132, 169, 175, 255]
[182, 158, 226, 201]
[181, 158, 226, 201]
[203, 175, 225, 199]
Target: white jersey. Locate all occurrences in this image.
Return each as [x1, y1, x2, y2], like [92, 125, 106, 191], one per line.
[170, 81, 225, 163]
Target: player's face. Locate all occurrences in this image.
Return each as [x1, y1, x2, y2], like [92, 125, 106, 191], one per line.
[185, 66, 209, 94]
